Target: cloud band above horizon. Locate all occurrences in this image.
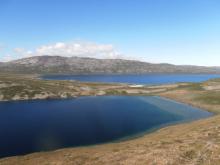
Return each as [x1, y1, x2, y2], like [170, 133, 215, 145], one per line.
[1, 41, 133, 62]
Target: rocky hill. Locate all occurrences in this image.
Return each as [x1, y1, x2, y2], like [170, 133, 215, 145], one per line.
[0, 56, 219, 74]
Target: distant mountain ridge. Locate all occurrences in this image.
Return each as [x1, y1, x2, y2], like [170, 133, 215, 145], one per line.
[0, 55, 220, 74]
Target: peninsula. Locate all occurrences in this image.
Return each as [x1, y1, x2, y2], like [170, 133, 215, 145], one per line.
[0, 73, 220, 165]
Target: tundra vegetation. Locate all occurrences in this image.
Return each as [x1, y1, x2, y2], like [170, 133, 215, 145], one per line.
[1, 74, 220, 165]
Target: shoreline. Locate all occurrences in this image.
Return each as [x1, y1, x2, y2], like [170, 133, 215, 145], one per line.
[2, 112, 219, 164]
[1, 74, 220, 164]
[0, 98, 215, 160]
[0, 96, 216, 159]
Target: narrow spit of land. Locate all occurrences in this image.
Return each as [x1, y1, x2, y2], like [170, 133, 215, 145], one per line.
[0, 73, 182, 101]
[1, 73, 220, 165]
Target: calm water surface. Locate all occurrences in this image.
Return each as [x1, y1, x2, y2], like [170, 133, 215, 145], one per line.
[0, 96, 212, 158]
[42, 74, 220, 84]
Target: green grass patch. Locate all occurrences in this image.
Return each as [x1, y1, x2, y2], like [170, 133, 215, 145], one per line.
[195, 92, 220, 105]
[177, 83, 203, 91]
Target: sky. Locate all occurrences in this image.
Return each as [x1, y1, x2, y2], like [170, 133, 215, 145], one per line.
[0, 0, 220, 66]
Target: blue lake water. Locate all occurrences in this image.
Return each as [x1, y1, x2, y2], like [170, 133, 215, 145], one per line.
[42, 74, 220, 84]
[0, 96, 212, 158]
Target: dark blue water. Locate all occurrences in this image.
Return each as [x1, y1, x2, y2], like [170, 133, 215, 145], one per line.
[42, 74, 220, 84]
[0, 96, 212, 158]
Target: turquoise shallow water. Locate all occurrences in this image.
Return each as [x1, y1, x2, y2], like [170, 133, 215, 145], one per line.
[0, 96, 212, 158]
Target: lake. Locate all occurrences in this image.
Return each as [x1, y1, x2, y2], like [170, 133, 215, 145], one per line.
[42, 74, 220, 84]
[0, 96, 212, 158]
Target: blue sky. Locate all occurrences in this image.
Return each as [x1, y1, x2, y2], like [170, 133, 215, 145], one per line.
[0, 0, 220, 66]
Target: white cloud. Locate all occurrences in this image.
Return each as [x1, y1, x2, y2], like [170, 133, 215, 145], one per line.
[14, 41, 128, 60]
[0, 41, 139, 62]
[14, 48, 26, 54]
[1, 54, 14, 62]
[13, 48, 33, 58]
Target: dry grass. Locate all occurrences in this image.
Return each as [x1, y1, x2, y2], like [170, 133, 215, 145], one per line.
[1, 74, 220, 165]
[1, 116, 220, 165]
